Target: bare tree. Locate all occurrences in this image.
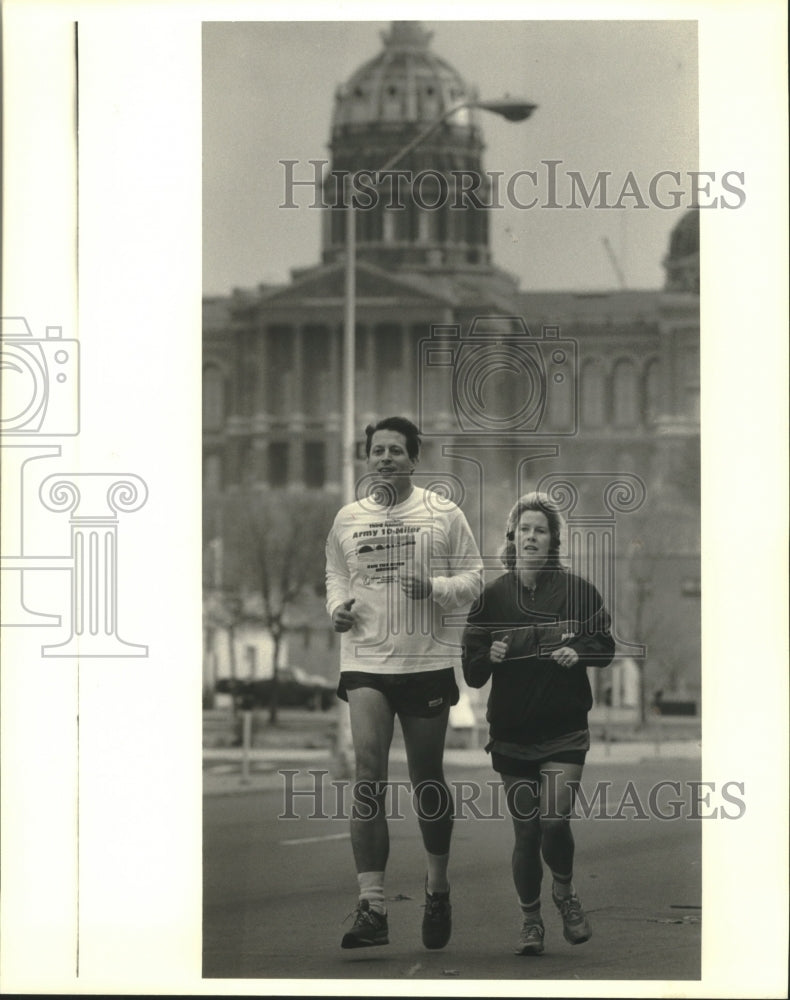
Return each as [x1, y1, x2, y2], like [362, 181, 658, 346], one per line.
[221, 486, 336, 724]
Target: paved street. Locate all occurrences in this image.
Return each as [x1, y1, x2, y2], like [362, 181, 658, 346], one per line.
[204, 753, 701, 983]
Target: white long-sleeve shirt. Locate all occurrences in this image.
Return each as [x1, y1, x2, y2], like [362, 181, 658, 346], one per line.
[325, 486, 483, 674]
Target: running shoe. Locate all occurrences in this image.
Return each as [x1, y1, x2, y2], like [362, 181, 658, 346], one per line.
[552, 891, 592, 944]
[515, 919, 545, 956]
[422, 883, 452, 950]
[341, 899, 389, 948]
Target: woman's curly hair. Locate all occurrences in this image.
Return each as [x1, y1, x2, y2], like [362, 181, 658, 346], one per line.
[501, 491, 565, 570]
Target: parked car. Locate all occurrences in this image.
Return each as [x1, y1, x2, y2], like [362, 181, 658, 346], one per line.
[216, 667, 336, 711]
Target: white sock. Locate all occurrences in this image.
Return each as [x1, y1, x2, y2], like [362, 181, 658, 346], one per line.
[425, 852, 450, 895]
[552, 874, 575, 900]
[519, 896, 542, 923]
[357, 871, 386, 914]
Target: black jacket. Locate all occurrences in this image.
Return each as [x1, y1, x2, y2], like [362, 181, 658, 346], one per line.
[462, 569, 615, 746]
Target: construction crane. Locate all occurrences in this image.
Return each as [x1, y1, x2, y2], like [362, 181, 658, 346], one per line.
[602, 236, 627, 289]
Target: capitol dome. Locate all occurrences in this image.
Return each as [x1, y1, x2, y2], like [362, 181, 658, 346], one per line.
[663, 208, 699, 294]
[332, 21, 478, 134]
[323, 21, 492, 272]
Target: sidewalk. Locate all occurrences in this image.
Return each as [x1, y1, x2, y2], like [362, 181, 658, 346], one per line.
[203, 738, 701, 796]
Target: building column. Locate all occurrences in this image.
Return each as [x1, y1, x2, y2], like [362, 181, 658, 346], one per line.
[250, 437, 268, 484]
[292, 325, 305, 422]
[287, 325, 306, 487]
[322, 324, 343, 490]
[326, 322, 340, 422]
[260, 324, 269, 420]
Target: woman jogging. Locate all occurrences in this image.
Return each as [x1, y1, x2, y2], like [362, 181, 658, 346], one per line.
[462, 491, 614, 955]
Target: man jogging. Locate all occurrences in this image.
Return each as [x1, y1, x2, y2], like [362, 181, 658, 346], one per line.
[325, 416, 483, 950]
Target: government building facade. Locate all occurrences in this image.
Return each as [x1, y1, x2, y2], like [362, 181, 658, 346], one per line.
[203, 22, 700, 720]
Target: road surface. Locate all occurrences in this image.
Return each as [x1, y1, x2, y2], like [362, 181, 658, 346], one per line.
[204, 755, 701, 983]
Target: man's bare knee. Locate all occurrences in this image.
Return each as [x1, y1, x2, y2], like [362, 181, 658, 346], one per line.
[353, 747, 389, 783]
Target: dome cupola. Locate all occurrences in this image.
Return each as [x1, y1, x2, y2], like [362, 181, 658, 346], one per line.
[332, 21, 478, 134]
[323, 21, 493, 272]
[663, 209, 699, 294]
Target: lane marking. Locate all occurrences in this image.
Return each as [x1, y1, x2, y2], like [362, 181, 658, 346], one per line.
[280, 832, 351, 846]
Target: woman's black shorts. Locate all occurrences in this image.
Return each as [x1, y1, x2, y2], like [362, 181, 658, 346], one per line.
[491, 748, 587, 778]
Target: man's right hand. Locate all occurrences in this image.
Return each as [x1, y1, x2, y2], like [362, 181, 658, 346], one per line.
[332, 598, 356, 633]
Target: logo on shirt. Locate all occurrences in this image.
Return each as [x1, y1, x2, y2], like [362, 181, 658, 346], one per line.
[354, 520, 422, 585]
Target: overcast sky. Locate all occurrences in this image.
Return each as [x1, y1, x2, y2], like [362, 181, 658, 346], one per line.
[203, 19, 699, 297]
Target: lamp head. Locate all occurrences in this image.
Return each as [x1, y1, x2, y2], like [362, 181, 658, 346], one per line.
[475, 98, 538, 122]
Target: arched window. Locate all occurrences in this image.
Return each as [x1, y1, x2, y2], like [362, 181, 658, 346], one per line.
[612, 359, 639, 427]
[304, 442, 326, 489]
[268, 442, 288, 487]
[419, 85, 441, 120]
[382, 85, 402, 121]
[581, 359, 607, 428]
[643, 357, 663, 424]
[349, 88, 368, 123]
[679, 344, 700, 422]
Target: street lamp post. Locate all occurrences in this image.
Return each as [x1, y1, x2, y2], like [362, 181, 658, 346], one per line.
[333, 98, 536, 779]
[340, 97, 537, 503]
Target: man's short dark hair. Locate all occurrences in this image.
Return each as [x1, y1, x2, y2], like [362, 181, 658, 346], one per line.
[364, 416, 422, 460]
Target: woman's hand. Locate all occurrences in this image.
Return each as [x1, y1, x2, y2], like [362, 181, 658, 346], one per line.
[550, 645, 579, 669]
[489, 639, 510, 663]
